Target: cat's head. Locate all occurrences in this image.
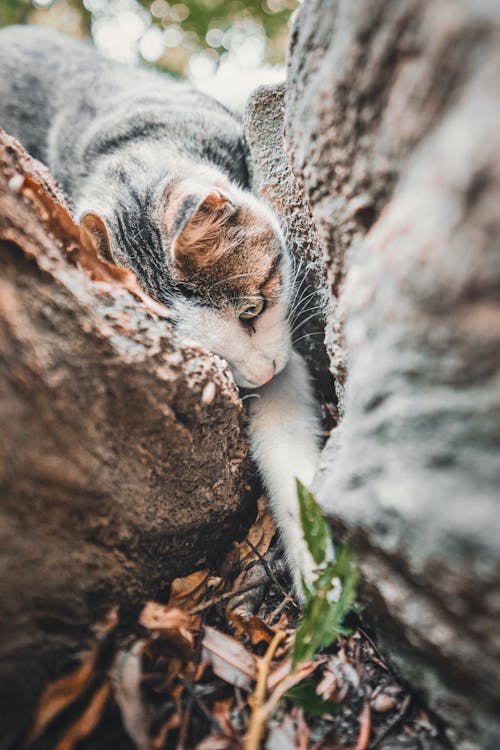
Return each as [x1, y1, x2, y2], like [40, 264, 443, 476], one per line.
[81, 172, 293, 389]
[162, 175, 293, 388]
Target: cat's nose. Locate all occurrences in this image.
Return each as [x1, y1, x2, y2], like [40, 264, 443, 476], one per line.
[254, 359, 276, 386]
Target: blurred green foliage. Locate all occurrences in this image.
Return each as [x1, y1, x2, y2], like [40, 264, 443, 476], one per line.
[0, 0, 296, 76]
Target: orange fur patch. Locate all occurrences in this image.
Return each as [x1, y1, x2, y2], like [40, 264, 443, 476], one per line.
[172, 201, 282, 308]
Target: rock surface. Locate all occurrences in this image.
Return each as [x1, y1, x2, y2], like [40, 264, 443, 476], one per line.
[0, 130, 249, 747]
[283, 1, 500, 747]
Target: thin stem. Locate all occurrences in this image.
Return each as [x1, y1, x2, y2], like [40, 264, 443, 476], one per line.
[244, 630, 286, 750]
[244, 540, 297, 606]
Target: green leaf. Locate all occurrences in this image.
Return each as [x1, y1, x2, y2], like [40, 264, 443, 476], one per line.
[293, 482, 359, 667]
[296, 478, 331, 566]
[292, 550, 359, 667]
[286, 680, 338, 716]
[292, 593, 333, 665]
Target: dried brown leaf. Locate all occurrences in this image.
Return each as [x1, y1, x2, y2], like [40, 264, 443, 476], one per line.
[53, 682, 110, 750]
[294, 707, 310, 750]
[140, 603, 194, 652]
[111, 641, 151, 750]
[371, 691, 398, 713]
[229, 611, 275, 647]
[353, 701, 371, 750]
[23, 645, 98, 747]
[213, 697, 238, 738]
[140, 603, 197, 694]
[238, 497, 276, 568]
[195, 736, 237, 750]
[168, 569, 215, 610]
[202, 626, 257, 691]
[92, 606, 119, 638]
[221, 497, 276, 581]
[23, 608, 118, 748]
[151, 709, 181, 750]
[317, 652, 360, 703]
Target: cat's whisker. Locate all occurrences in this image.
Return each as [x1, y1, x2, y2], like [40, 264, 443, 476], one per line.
[292, 331, 325, 345]
[292, 301, 323, 317]
[290, 311, 324, 336]
[288, 267, 309, 311]
[290, 309, 323, 328]
[290, 317, 322, 337]
[287, 289, 320, 322]
[288, 270, 316, 309]
[288, 300, 323, 325]
[290, 254, 305, 281]
[290, 262, 302, 296]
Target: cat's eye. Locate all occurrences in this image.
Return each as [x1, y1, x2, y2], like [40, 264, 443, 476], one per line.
[239, 297, 265, 320]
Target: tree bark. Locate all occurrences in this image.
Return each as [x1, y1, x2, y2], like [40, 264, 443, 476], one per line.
[0, 130, 249, 746]
[246, 3, 500, 747]
[285, 2, 500, 747]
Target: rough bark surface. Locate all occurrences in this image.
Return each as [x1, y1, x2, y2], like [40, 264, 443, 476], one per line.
[283, 1, 500, 748]
[0, 131, 249, 746]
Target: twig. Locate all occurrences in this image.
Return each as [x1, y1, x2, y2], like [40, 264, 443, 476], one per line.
[294, 707, 310, 750]
[357, 627, 388, 671]
[178, 678, 225, 736]
[244, 539, 298, 607]
[354, 701, 371, 750]
[175, 693, 192, 750]
[369, 695, 410, 749]
[176, 613, 207, 750]
[268, 595, 289, 625]
[244, 630, 286, 750]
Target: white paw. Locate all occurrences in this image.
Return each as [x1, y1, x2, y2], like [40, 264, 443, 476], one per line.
[288, 539, 318, 603]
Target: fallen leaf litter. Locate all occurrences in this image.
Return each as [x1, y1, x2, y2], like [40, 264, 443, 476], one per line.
[23, 498, 450, 750]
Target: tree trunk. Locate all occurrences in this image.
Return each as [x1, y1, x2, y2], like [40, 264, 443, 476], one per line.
[0, 131, 249, 747]
[246, 3, 500, 746]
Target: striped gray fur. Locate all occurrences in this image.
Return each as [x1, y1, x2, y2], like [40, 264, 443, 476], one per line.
[0, 25, 249, 304]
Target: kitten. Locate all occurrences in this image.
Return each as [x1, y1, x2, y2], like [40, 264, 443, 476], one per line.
[0, 25, 322, 595]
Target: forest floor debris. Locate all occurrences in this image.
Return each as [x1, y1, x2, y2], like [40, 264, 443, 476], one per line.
[23, 497, 450, 750]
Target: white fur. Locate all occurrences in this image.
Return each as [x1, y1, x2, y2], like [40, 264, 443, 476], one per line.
[172, 190, 293, 388]
[174, 293, 322, 597]
[171, 187, 322, 596]
[248, 349, 322, 597]
[172, 300, 291, 387]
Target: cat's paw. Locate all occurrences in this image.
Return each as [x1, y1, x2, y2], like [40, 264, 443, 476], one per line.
[287, 538, 318, 603]
[287, 522, 337, 604]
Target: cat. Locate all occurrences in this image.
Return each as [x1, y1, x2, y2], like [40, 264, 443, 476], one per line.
[0, 25, 322, 596]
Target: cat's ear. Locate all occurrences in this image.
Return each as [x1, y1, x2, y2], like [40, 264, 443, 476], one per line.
[80, 212, 113, 263]
[168, 189, 235, 268]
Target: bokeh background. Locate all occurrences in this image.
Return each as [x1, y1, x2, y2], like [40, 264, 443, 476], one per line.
[0, 0, 297, 108]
